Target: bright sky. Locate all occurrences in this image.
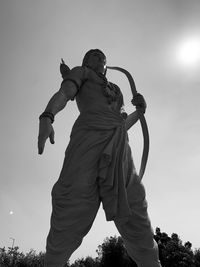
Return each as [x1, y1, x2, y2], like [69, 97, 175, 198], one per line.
[1, 0, 200, 264]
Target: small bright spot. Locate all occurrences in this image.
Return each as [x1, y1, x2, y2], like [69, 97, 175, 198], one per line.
[177, 37, 200, 66]
[9, 211, 14, 215]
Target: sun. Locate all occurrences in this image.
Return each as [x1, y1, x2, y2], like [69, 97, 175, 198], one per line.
[177, 36, 200, 66]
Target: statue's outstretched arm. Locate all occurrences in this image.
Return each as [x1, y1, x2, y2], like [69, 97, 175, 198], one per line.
[37, 59, 77, 155]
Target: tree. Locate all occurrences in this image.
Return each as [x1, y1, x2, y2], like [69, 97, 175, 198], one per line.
[194, 249, 200, 267]
[0, 246, 45, 267]
[154, 228, 196, 267]
[1, 228, 200, 267]
[70, 256, 99, 267]
[96, 235, 137, 267]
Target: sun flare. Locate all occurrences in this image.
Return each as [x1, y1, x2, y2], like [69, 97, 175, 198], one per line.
[177, 36, 200, 66]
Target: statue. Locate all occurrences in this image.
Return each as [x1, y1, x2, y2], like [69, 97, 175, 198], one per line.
[38, 49, 162, 267]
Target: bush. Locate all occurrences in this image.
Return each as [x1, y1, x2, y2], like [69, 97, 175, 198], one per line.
[96, 236, 137, 267]
[0, 247, 45, 267]
[1, 228, 200, 267]
[154, 228, 196, 267]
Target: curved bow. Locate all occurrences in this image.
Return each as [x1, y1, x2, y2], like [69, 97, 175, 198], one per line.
[107, 66, 149, 180]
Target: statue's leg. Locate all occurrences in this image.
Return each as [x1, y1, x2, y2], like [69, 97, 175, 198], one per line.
[44, 180, 100, 267]
[114, 174, 162, 267]
[44, 128, 107, 267]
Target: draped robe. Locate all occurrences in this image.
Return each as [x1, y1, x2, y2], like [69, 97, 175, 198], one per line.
[57, 66, 137, 222]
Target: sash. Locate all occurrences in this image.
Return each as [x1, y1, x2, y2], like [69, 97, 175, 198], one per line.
[71, 108, 132, 222]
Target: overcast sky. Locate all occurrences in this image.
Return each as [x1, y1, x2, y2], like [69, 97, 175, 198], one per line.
[0, 0, 200, 264]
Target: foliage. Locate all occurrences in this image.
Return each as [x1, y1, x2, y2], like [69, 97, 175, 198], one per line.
[194, 249, 200, 267]
[154, 227, 198, 267]
[70, 256, 99, 267]
[1, 228, 200, 267]
[96, 235, 137, 267]
[0, 246, 45, 267]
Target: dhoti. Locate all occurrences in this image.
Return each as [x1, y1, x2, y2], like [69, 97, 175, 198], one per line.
[44, 108, 161, 267]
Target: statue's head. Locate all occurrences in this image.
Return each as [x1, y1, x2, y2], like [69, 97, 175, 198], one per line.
[82, 49, 107, 75]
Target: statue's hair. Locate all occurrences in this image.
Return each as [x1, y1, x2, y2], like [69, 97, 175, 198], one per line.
[82, 49, 106, 66]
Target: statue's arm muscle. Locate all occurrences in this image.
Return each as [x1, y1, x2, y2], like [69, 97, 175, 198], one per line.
[44, 80, 77, 115]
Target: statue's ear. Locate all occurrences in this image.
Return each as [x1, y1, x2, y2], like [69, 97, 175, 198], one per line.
[60, 58, 70, 79]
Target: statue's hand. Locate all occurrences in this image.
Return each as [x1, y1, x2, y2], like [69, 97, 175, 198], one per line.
[131, 93, 147, 114]
[38, 118, 55, 155]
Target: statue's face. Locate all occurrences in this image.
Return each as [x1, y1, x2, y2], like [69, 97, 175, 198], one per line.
[85, 51, 107, 75]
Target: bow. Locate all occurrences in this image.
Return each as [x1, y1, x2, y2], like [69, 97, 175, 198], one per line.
[59, 59, 149, 180]
[107, 66, 149, 180]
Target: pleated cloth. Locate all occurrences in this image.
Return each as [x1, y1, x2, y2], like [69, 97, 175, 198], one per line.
[70, 108, 132, 222]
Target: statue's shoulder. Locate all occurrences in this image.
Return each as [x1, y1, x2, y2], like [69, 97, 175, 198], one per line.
[69, 66, 92, 79]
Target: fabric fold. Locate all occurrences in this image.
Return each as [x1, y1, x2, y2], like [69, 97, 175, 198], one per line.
[71, 108, 132, 222]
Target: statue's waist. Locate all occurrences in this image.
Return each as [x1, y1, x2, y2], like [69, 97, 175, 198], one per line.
[76, 108, 125, 129]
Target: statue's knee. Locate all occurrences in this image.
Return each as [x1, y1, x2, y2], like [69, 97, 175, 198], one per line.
[127, 176, 146, 204]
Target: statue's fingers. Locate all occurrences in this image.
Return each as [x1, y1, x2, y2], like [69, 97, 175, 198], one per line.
[38, 136, 46, 155]
[49, 130, 55, 144]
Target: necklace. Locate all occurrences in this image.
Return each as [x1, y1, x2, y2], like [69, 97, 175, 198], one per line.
[96, 72, 121, 104]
